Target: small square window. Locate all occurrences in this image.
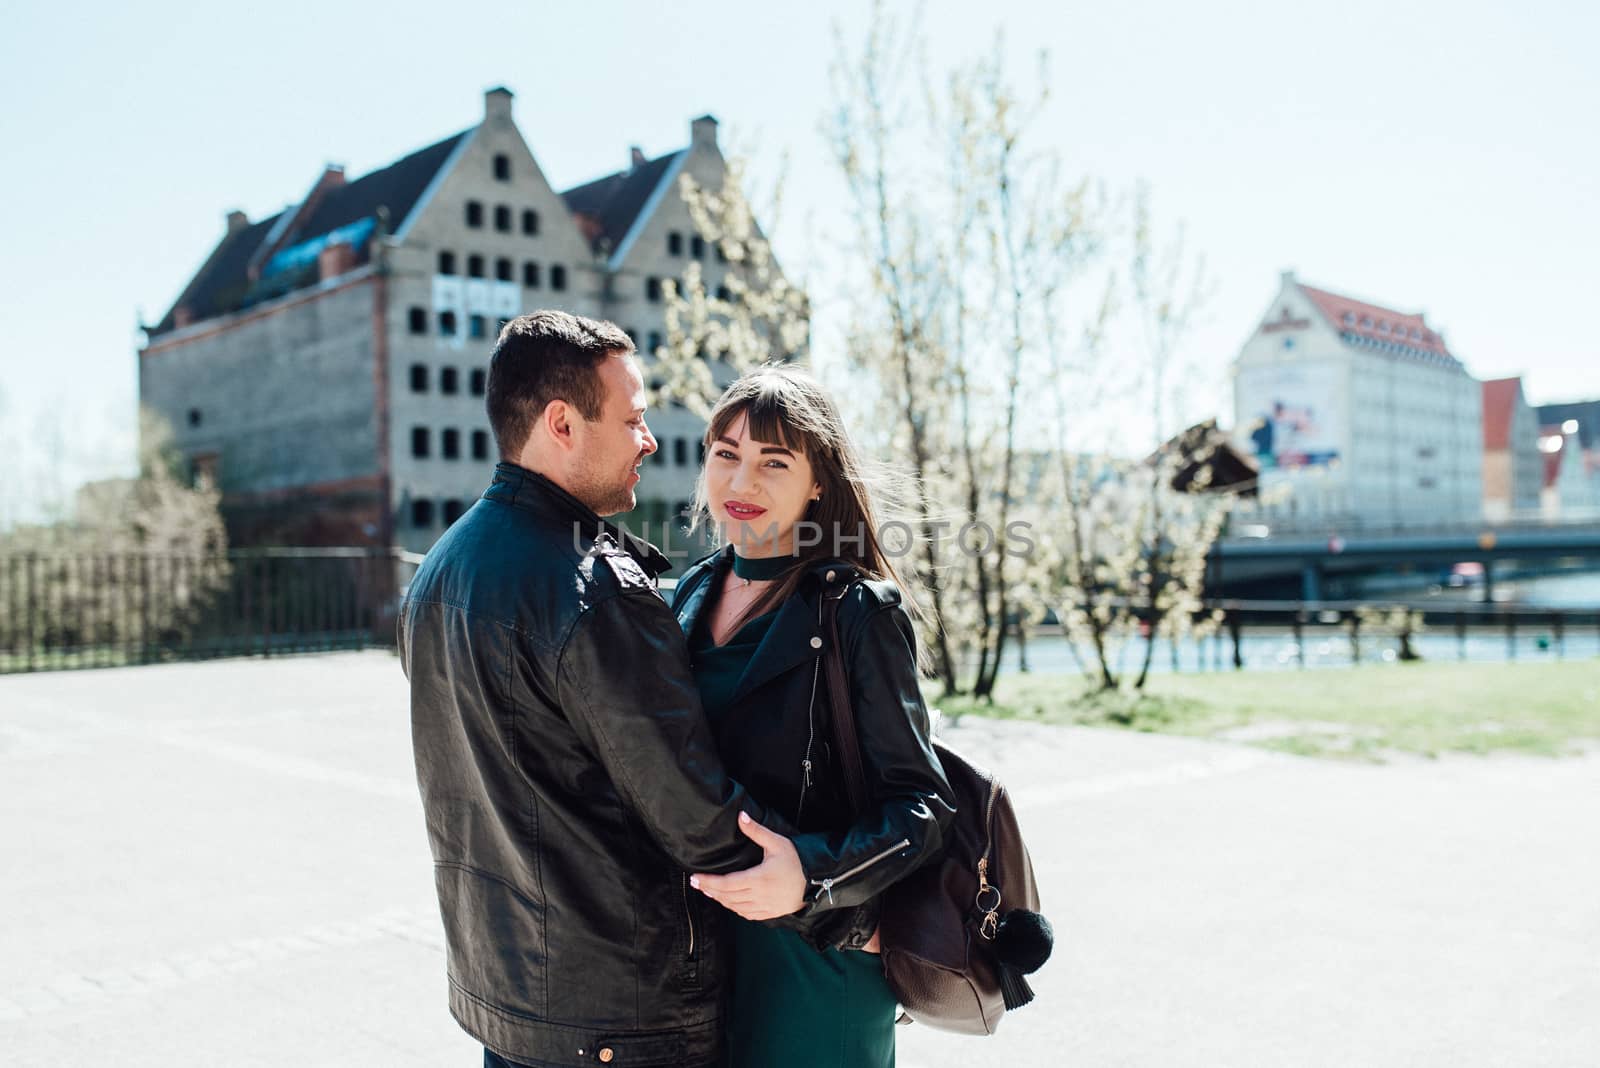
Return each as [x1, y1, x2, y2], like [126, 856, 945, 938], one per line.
[465, 201, 484, 228]
[523, 261, 541, 288]
[470, 369, 486, 396]
[715, 243, 727, 263]
[715, 285, 731, 302]
[472, 429, 489, 460]
[411, 498, 435, 527]
[469, 315, 486, 340]
[437, 251, 456, 275]
[467, 254, 484, 278]
[409, 364, 428, 392]
[411, 427, 430, 458]
[442, 428, 461, 459]
[646, 277, 662, 302]
[443, 498, 466, 525]
[493, 154, 511, 181]
[408, 307, 428, 335]
[441, 367, 460, 394]
[668, 232, 683, 256]
[647, 331, 662, 352]
[495, 257, 513, 282]
[438, 311, 458, 337]
[691, 235, 705, 260]
[673, 438, 688, 466]
[522, 209, 539, 236]
[494, 205, 512, 232]
[550, 265, 567, 291]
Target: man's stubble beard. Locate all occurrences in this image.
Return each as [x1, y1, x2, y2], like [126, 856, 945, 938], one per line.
[573, 456, 638, 518]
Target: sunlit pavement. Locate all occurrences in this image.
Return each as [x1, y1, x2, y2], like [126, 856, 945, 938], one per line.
[3, 652, 1595, 1066]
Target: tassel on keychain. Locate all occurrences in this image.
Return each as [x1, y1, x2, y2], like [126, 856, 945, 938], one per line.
[991, 908, 1054, 1011]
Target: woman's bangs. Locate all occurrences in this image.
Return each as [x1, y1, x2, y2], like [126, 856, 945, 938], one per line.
[709, 385, 811, 457]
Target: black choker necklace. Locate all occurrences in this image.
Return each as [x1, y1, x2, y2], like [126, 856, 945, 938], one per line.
[731, 552, 793, 586]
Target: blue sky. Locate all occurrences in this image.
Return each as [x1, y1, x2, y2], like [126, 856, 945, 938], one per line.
[2, 0, 1595, 518]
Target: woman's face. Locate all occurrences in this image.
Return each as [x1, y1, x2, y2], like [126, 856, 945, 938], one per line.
[704, 411, 823, 557]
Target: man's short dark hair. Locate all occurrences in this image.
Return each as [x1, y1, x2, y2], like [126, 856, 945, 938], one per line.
[485, 310, 635, 459]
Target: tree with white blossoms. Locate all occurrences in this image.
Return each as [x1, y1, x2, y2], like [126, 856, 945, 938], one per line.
[1035, 188, 1237, 692]
[0, 408, 229, 655]
[649, 158, 811, 420]
[657, 3, 1242, 698]
[822, 10, 1118, 698]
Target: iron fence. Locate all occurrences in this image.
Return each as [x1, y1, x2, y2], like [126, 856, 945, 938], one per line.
[0, 548, 421, 674]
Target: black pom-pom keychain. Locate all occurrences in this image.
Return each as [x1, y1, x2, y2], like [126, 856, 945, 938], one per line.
[992, 908, 1053, 1010]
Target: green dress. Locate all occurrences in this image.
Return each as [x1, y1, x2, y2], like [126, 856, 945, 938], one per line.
[688, 557, 898, 1068]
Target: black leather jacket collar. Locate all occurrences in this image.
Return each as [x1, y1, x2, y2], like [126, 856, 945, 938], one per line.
[484, 461, 672, 577]
[673, 547, 862, 705]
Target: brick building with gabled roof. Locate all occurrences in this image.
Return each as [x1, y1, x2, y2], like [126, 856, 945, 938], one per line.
[140, 90, 771, 555]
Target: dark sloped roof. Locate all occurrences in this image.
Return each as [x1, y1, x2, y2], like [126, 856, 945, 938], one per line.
[151, 213, 283, 334]
[560, 149, 683, 253]
[297, 131, 467, 237]
[151, 130, 468, 336]
[1536, 399, 1600, 450]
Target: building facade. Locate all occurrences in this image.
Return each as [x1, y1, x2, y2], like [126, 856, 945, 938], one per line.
[140, 88, 773, 558]
[1231, 271, 1482, 530]
[1536, 400, 1600, 518]
[1480, 376, 1543, 520]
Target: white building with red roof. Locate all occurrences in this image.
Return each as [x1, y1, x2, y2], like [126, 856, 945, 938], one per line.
[1232, 271, 1482, 529]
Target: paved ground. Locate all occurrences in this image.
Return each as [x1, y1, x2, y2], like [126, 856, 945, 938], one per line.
[2, 651, 1596, 1066]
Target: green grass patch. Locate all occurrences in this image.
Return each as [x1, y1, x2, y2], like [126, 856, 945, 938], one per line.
[929, 660, 1600, 761]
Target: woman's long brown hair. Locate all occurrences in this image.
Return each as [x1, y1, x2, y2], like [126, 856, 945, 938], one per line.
[689, 365, 925, 645]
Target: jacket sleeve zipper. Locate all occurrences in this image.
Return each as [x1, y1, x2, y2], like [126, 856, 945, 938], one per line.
[809, 837, 912, 903]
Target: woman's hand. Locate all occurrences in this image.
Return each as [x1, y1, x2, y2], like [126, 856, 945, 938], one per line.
[691, 811, 806, 921]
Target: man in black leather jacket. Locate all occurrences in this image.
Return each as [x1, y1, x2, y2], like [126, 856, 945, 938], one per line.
[401, 312, 802, 1067]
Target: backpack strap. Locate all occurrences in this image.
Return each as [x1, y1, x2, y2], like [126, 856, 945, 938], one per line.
[820, 581, 870, 816]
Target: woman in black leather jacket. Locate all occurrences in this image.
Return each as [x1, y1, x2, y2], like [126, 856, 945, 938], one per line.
[671, 366, 956, 1067]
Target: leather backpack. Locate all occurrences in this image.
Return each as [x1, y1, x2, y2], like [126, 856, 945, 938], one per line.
[821, 583, 1054, 1035]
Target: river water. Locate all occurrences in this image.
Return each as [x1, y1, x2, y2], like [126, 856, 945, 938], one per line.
[990, 570, 1600, 676]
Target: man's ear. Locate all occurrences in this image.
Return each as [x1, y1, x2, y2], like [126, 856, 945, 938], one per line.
[543, 399, 577, 452]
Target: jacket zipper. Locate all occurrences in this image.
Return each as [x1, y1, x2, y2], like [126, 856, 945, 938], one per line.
[681, 872, 696, 959]
[810, 837, 911, 903]
[796, 656, 821, 825]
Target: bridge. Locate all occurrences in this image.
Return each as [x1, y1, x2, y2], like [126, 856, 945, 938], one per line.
[1211, 517, 1600, 600]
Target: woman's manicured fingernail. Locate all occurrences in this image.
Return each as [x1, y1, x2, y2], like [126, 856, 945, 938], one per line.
[689, 876, 701, 890]
[739, 812, 750, 824]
